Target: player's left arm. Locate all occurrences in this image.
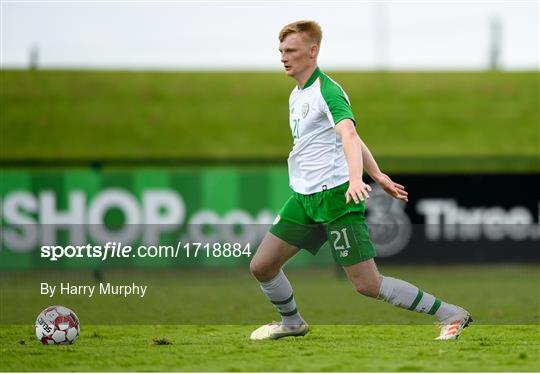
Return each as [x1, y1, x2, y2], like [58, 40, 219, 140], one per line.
[359, 137, 409, 202]
[336, 120, 408, 203]
[335, 119, 372, 204]
[325, 80, 406, 203]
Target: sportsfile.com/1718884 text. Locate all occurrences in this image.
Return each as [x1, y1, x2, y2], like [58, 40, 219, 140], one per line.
[40, 241, 252, 262]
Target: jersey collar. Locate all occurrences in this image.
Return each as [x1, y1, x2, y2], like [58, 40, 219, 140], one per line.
[299, 66, 321, 90]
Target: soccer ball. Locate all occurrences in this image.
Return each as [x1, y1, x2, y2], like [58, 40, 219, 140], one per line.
[35, 306, 80, 345]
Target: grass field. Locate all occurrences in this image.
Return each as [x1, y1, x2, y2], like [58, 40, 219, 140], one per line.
[1, 324, 538, 372]
[2, 69, 538, 371]
[1, 265, 538, 371]
[1, 70, 538, 171]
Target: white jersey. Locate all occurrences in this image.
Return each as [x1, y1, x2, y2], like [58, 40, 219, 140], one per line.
[287, 67, 356, 194]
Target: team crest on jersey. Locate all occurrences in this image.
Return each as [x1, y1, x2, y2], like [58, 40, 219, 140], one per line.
[302, 103, 309, 118]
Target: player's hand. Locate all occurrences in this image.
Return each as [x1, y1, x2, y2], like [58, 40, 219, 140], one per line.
[345, 179, 372, 204]
[374, 173, 409, 202]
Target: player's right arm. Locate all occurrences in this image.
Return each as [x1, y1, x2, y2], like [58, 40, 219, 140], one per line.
[359, 138, 409, 202]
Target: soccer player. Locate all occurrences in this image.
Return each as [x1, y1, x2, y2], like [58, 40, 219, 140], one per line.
[249, 20, 472, 341]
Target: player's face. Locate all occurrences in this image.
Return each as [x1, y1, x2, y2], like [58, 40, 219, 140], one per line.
[279, 33, 316, 78]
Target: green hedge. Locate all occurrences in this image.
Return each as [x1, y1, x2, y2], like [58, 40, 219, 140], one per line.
[1, 70, 538, 171]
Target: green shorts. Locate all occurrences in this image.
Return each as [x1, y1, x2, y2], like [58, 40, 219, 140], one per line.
[269, 182, 376, 266]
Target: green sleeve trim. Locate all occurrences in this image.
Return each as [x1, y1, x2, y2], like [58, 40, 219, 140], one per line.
[320, 73, 356, 126]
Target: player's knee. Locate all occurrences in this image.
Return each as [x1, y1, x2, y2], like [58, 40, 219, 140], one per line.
[354, 282, 379, 298]
[249, 258, 262, 278]
[249, 258, 276, 282]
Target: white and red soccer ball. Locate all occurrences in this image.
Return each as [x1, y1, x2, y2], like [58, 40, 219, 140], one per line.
[35, 306, 80, 345]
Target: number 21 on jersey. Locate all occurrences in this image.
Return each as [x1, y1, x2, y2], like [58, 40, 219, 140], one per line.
[292, 118, 300, 139]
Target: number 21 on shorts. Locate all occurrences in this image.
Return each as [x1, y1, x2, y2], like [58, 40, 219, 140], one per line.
[330, 228, 350, 257]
